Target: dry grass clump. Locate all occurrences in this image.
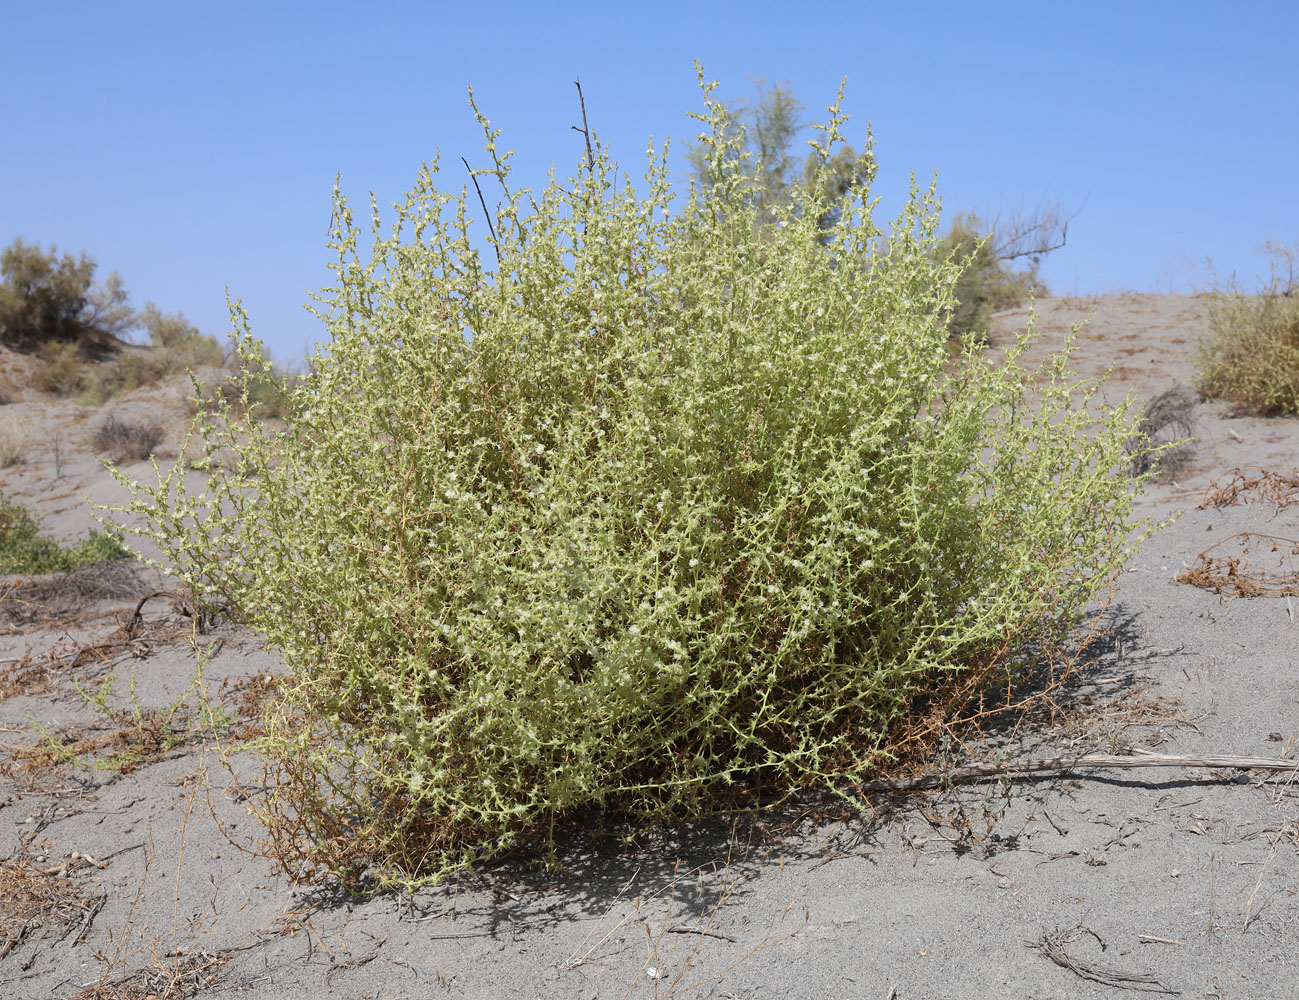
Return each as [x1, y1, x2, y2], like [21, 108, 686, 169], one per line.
[1196, 466, 1299, 512]
[1177, 531, 1299, 598]
[1179, 466, 1299, 598]
[0, 412, 36, 467]
[1194, 242, 1299, 415]
[0, 560, 145, 626]
[33, 340, 226, 407]
[33, 341, 86, 395]
[1124, 386, 1196, 482]
[94, 415, 164, 464]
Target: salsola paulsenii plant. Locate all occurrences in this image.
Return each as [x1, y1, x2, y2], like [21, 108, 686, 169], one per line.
[107, 69, 1152, 887]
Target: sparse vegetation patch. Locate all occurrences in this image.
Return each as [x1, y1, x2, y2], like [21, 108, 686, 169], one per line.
[0, 412, 36, 467]
[0, 491, 131, 575]
[1194, 241, 1299, 415]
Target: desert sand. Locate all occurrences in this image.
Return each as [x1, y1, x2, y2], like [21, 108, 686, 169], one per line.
[1, 294, 1296, 999]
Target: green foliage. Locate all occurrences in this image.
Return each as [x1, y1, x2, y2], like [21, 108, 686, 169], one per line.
[1194, 242, 1299, 415]
[686, 78, 875, 240]
[32, 342, 88, 395]
[139, 301, 225, 365]
[108, 71, 1151, 888]
[684, 83, 1056, 333]
[0, 238, 134, 358]
[937, 213, 1042, 340]
[0, 492, 131, 574]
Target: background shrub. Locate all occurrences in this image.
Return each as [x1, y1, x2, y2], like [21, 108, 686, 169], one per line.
[110, 75, 1151, 887]
[937, 212, 1049, 340]
[0, 238, 134, 359]
[0, 414, 36, 467]
[93, 414, 164, 464]
[0, 492, 130, 574]
[3, 240, 230, 402]
[33, 342, 87, 396]
[1194, 242, 1299, 415]
[1125, 386, 1196, 481]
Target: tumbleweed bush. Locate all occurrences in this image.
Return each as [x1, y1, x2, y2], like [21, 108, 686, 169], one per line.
[109, 75, 1151, 886]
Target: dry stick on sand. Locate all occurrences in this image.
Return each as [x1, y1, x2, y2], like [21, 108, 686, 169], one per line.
[856, 750, 1299, 794]
[1033, 922, 1179, 995]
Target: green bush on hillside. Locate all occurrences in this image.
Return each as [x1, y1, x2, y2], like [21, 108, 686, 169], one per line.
[0, 492, 130, 574]
[107, 72, 1152, 887]
[1194, 242, 1299, 415]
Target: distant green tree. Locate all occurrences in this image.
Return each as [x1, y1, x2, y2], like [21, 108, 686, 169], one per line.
[0, 238, 134, 357]
[687, 82, 1068, 338]
[686, 78, 876, 242]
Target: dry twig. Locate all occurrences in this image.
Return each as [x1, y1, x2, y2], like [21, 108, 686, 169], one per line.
[857, 750, 1299, 794]
[1033, 922, 1178, 994]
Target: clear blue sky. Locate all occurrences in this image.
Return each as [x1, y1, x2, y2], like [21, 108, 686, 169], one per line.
[3, 1, 1295, 365]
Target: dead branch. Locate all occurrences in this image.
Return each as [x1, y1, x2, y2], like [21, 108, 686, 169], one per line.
[985, 197, 1079, 264]
[571, 78, 596, 175]
[858, 750, 1299, 794]
[1033, 922, 1178, 994]
[460, 157, 501, 265]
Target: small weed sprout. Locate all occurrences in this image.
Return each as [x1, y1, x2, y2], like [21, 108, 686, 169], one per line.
[107, 70, 1155, 888]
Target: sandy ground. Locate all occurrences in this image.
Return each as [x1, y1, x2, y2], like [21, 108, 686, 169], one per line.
[0, 294, 1296, 999]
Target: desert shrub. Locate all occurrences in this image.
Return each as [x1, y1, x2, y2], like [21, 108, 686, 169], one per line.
[1194, 244, 1299, 415]
[0, 414, 36, 467]
[77, 307, 226, 405]
[33, 342, 86, 396]
[138, 302, 225, 363]
[77, 349, 173, 404]
[108, 75, 1152, 887]
[0, 492, 130, 574]
[93, 415, 164, 464]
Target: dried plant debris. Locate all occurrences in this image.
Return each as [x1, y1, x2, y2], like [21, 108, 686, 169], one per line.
[69, 949, 232, 1000]
[0, 560, 150, 626]
[1126, 386, 1196, 481]
[1196, 466, 1299, 512]
[1032, 922, 1178, 994]
[1176, 532, 1299, 597]
[0, 838, 105, 962]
